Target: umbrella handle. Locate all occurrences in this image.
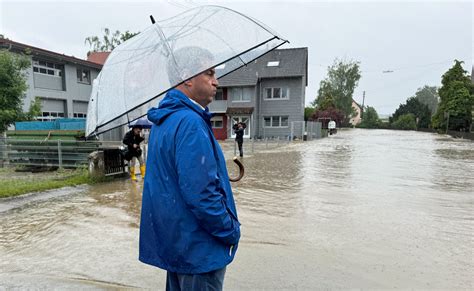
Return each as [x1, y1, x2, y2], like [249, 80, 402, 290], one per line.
[229, 157, 244, 182]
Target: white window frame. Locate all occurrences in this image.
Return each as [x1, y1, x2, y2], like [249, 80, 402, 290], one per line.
[73, 112, 87, 118]
[77, 68, 91, 84]
[211, 116, 223, 128]
[33, 60, 62, 78]
[263, 116, 289, 128]
[39, 111, 65, 121]
[263, 87, 289, 100]
[230, 87, 251, 103]
[267, 61, 280, 67]
[214, 88, 224, 101]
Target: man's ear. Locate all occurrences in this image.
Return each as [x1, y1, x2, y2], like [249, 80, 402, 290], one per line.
[183, 79, 193, 87]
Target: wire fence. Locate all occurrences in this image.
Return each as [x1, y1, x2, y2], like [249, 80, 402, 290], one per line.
[1, 121, 324, 169]
[0, 138, 121, 169]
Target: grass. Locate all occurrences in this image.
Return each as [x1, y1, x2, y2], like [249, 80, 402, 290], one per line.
[0, 167, 99, 199]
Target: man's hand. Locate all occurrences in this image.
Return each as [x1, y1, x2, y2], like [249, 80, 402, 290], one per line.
[133, 144, 138, 148]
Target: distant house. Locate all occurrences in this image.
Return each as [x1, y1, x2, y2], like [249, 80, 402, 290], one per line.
[0, 37, 102, 122]
[350, 100, 363, 126]
[209, 47, 308, 140]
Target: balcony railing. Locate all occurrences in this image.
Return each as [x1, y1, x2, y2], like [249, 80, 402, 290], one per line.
[208, 100, 227, 113]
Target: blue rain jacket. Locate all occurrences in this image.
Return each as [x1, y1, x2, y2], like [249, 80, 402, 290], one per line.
[139, 89, 240, 274]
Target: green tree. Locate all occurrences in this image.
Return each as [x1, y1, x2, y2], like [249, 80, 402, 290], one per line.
[358, 106, 380, 128]
[304, 106, 315, 122]
[392, 113, 417, 130]
[414, 85, 439, 114]
[0, 50, 30, 132]
[20, 96, 42, 121]
[85, 28, 139, 52]
[390, 97, 431, 128]
[314, 94, 336, 111]
[316, 58, 361, 122]
[432, 60, 474, 131]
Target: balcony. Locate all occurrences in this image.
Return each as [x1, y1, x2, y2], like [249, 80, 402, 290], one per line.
[208, 100, 227, 113]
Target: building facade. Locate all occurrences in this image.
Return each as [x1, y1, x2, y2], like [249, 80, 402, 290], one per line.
[350, 100, 363, 126]
[209, 47, 308, 140]
[0, 38, 102, 122]
[1, 38, 308, 141]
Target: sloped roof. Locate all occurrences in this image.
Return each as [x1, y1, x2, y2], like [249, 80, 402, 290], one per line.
[0, 37, 103, 70]
[352, 100, 363, 109]
[87, 51, 111, 65]
[218, 47, 308, 87]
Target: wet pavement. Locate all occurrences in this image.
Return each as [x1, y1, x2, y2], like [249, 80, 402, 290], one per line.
[1, 129, 473, 289]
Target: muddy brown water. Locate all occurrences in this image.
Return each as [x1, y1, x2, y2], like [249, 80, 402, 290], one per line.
[1, 129, 473, 289]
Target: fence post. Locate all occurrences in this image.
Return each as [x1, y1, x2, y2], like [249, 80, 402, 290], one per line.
[58, 140, 63, 168]
[0, 137, 5, 168]
[290, 122, 294, 142]
[303, 121, 305, 140]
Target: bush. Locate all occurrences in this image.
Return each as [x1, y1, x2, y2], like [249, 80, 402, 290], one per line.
[392, 113, 417, 130]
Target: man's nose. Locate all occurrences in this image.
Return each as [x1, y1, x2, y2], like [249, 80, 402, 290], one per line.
[212, 77, 218, 87]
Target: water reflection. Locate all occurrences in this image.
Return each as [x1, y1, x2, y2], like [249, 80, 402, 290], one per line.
[431, 138, 474, 192]
[233, 150, 303, 217]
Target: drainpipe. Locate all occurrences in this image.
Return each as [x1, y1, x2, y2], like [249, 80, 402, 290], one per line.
[256, 72, 261, 139]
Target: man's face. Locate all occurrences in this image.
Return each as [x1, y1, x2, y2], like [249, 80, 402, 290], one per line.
[133, 128, 142, 135]
[187, 68, 218, 107]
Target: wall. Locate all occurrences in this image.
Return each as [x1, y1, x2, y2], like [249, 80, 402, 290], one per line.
[257, 76, 304, 138]
[22, 55, 100, 119]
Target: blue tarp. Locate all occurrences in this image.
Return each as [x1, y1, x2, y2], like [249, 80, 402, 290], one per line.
[15, 119, 86, 131]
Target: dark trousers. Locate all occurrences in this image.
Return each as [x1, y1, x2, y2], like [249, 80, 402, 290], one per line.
[236, 140, 243, 157]
[166, 267, 226, 291]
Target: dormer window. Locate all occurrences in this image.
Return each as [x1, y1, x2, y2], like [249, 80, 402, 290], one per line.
[215, 63, 225, 70]
[267, 61, 279, 67]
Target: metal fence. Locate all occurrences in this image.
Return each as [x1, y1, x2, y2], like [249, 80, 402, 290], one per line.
[0, 138, 122, 169]
[290, 121, 322, 140]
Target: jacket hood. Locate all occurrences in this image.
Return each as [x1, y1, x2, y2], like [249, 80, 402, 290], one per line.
[148, 89, 212, 126]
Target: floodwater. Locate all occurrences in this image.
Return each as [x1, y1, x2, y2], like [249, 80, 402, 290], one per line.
[1, 129, 473, 289]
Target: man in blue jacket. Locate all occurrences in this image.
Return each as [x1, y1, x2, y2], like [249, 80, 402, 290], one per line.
[139, 47, 240, 291]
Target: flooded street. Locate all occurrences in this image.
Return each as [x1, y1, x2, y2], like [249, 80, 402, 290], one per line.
[1, 129, 473, 289]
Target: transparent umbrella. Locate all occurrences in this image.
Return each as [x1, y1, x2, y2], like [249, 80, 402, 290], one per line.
[86, 5, 288, 137]
[128, 117, 153, 129]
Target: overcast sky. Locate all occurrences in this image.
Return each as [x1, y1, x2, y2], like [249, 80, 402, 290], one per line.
[1, 0, 472, 115]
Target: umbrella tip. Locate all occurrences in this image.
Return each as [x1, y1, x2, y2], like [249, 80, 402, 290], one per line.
[150, 15, 156, 24]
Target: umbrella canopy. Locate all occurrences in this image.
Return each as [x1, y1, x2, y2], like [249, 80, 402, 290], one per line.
[86, 5, 288, 137]
[128, 117, 153, 129]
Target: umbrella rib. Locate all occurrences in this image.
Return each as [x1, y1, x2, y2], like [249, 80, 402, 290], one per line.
[216, 39, 289, 80]
[164, 6, 206, 42]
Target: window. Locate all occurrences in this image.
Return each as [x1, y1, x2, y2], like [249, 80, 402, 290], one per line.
[73, 113, 87, 118]
[77, 68, 91, 84]
[230, 87, 252, 102]
[211, 116, 223, 128]
[214, 89, 224, 101]
[267, 61, 280, 67]
[38, 111, 64, 121]
[33, 60, 62, 77]
[264, 87, 289, 100]
[263, 116, 289, 128]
